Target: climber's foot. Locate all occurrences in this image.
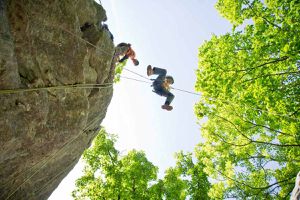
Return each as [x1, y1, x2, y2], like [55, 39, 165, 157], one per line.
[147, 65, 153, 76]
[161, 104, 173, 111]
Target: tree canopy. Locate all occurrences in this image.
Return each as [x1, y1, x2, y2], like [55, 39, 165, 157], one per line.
[195, 0, 300, 199]
[72, 129, 158, 200]
[72, 129, 210, 200]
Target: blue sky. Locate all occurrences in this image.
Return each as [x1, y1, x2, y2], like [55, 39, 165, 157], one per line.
[49, 0, 231, 199]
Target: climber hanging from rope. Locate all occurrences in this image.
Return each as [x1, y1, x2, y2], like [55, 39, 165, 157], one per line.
[147, 65, 175, 111]
[115, 43, 139, 66]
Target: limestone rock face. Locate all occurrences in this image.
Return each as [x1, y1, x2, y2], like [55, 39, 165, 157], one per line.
[0, 0, 115, 199]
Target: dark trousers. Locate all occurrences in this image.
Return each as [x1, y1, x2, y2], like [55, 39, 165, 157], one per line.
[119, 55, 128, 62]
[152, 67, 175, 105]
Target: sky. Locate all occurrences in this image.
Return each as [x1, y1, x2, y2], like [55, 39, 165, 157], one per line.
[49, 0, 231, 199]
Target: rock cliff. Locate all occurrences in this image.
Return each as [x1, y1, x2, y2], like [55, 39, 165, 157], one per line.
[0, 0, 115, 199]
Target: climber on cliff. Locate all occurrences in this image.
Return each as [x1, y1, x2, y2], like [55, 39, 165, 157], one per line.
[115, 43, 139, 66]
[147, 65, 175, 111]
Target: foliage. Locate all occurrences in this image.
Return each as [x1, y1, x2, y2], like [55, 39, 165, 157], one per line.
[72, 129, 158, 200]
[72, 129, 211, 199]
[148, 151, 211, 200]
[163, 167, 187, 200]
[195, 0, 300, 199]
[175, 151, 211, 200]
[114, 60, 127, 83]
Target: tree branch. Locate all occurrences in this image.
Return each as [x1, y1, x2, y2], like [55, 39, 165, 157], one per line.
[218, 169, 294, 191]
[242, 118, 294, 137]
[245, 1, 282, 29]
[241, 71, 300, 84]
[237, 56, 289, 72]
[214, 114, 300, 147]
[211, 131, 252, 147]
[241, 154, 300, 163]
[214, 114, 252, 141]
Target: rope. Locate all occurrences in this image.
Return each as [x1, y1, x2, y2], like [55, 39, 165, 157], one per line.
[123, 69, 201, 95]
[0, 83, 113, 94]
[4, 17, 298, 122]
[2, 8, 124, 198]
[120, 76, 152, 84]
[3, 8, 298, 199]
[27, 14, 300, 122]
[34, 161, 74, 196]
[1, 15, 116, 199]
[171, 86, 200, 96]
[58, 25, 111, 56]
[0, 52, 11, 57]
[4, 111, 104, 200]
[3, 9, 114, 199]
[123, 68, 151, 81]
[0, 37, 13, 44]
[122, 69, 299, 121]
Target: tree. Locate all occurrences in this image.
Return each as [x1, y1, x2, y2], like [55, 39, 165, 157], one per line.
[72, 129, 213, 199]
[72, 129, 158, 200]
[195, 0, 300, 199]
[120, 150, 158, 199]
[163, 167, 188, 200]
[72, 129, 121, 199]
[148, 179, 165, 200]
[175, 151, 211, 200]
[148, 151, 211, 200]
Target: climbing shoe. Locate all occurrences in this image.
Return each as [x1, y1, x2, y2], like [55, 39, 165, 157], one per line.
[147, 65, 153, 76]
[161, 104, 173, 111]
